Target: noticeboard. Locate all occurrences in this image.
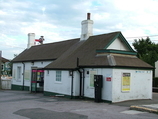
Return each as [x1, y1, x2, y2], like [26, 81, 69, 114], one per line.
[121, 73, 130, 92]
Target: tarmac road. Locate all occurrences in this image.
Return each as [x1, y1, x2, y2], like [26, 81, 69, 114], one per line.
[0, 90, 157, 119]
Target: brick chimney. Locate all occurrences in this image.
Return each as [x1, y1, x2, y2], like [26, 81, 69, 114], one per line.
[80, 13, 93, 41]
[27, 33, 35, 48]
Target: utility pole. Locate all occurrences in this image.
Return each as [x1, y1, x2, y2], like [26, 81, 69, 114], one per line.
[0, 51, 2, 89]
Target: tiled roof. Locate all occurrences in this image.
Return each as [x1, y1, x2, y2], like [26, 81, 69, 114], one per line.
[12, 38, 80, 62]
[2, 57, 10, 63]
[12, 31, 153, 69]
[45, 31, 153, 69]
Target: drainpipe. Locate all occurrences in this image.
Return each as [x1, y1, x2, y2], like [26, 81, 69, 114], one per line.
[77, 57, 82, 97]
[78, 69, 82, 97]
[82, 68, 85, 98]
[71, 70, 74, 99]
[22, 62, 25, 91]
[77, 58, 85, 98]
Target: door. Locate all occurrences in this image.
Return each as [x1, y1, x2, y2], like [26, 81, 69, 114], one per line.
[94, 75, 103, 102]
[31, 69, 44, 92]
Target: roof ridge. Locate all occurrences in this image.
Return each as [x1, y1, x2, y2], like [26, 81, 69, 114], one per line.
[89, 31, 121, 38]
[32, 31, 121, 48]
[32, 38, 80, 47]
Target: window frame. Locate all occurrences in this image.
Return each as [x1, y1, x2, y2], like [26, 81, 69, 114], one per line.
[17, 66, 22, 81]
[56, 70, 62, 82]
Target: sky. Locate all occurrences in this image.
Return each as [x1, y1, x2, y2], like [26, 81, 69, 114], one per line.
[1, 0, 158, 60]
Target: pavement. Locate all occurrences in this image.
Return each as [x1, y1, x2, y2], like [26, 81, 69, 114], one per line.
[0, 90, 158, 119]
[111, 92, 158, 114]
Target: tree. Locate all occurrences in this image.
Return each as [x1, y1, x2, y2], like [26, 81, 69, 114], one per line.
[132, 37, 158, 66]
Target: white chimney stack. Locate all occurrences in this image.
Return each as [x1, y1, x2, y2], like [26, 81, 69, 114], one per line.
[27, 33, 35, 48]
[80, 13, 93, 41]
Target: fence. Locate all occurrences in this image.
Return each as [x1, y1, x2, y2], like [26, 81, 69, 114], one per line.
[1, 79, 11, 89]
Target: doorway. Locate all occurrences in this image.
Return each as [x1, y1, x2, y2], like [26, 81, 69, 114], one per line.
[31, 69, 44, 93]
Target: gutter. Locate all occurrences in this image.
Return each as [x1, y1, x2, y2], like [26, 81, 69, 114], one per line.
[12, 59, 56, 63]
[22, 62, 25, 91]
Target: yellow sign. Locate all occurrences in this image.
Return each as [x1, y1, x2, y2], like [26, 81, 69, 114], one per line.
[122, 73, 130, 92]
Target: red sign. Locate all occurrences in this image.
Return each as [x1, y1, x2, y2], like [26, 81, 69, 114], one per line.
[35, 39, 40, 42]
[32, 70, 44, 72]
[106, 77, 111, 81]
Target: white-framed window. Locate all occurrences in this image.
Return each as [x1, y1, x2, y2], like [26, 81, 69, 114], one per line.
[17, 66, 21, 80]
[56, 70, 62, 82]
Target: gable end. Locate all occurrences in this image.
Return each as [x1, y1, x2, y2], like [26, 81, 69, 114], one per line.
[104, 32, 134, 51]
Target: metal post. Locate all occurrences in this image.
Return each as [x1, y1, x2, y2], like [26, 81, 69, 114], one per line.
[0, 51, 2, 89]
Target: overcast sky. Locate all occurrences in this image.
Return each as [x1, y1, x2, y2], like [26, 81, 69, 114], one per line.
[1, 0, 158, 60]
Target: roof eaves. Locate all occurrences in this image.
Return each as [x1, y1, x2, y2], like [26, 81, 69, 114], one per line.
[43, 67, 76, 70]
[79, 65, 154, 69]
[12, 59, 56, 63]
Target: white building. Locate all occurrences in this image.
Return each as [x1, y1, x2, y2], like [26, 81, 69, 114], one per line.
[12, 13, 153, 103]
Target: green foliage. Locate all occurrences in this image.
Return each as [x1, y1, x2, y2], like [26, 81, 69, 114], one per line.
[132, 37, 158, 66]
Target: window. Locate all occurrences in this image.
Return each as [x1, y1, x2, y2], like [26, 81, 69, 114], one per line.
[56, 71, 62, 82]
[17, 66, 21, 80]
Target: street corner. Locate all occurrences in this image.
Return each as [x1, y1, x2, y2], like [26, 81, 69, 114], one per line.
[130, 105, 158, 114]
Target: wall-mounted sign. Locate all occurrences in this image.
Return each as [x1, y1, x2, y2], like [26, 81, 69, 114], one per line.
[122, 73, 130, 92]
[106, 77, 111, 81]
[90, 70, 97, 87]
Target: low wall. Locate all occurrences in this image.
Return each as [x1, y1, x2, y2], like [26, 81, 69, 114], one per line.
[1, 79, 11, 89]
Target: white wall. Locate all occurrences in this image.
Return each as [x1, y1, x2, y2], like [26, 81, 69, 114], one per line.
[112, 69, 152, 102]
[44, 67, 152, 103]
[44, 70, 82, 96]
[107, 38, 129, 51]
[84, 68, 113, 101]
[44, 70, 74, 96]
[12, 61, 52, 89]
[44, 68, 113, 101]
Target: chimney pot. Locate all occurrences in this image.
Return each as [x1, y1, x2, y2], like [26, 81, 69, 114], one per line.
[87, 13, 90, 20]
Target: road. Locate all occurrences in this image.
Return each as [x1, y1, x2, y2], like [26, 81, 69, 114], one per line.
[0, 90, 157, 119]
